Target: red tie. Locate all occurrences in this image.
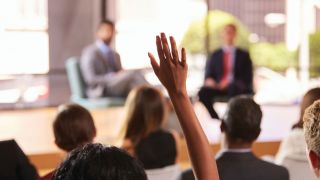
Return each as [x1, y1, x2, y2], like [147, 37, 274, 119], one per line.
[222, 50, 231, 83]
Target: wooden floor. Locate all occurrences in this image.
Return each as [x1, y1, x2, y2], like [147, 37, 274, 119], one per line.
[0, 107, 126, 154]
[0, 103, 291, 175]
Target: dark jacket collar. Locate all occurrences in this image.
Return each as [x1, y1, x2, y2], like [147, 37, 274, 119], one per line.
[216, 151, 256, 161]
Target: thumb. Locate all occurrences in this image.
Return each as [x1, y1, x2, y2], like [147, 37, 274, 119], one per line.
[148, 52, 160, 77]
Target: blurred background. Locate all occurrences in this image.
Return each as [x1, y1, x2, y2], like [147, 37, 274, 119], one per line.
[0, 0, 319, 108]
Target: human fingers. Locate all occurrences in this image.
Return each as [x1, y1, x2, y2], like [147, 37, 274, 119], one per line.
[160, 33, 173, 64]
[148, 52, 160, 77]
[156, 36, 165, 62]
[181, 48, 186, 66]
[169, 36, 179, 65]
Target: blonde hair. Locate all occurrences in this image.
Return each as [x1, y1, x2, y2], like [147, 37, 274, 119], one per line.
[122, 86, 167, 146]
[303, 99, 320, 156]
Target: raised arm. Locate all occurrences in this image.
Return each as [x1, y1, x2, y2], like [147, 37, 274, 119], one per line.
[148, 33, 219, 180]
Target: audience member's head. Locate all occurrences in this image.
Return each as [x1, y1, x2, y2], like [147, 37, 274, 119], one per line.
[221, 96, 262, 148]
[293, 88, 320, 129]
[222, 23, 237, 46]
[53, 104, 96, 152]
[53, 143, 147, 180]
[124, 86, 166, 146]
[303, 100, 320, 177]
[97, 19, 115, 45]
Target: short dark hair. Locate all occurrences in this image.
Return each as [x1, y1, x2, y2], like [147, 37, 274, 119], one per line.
[98, 19, 114, 28]
[224, 23, 237, 32]
[222, 96, 262, 143]
[52, 143, 147, 180]
[53, 104, 96, 152]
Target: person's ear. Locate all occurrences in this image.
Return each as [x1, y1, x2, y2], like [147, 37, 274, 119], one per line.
[309, 150, 320, 176]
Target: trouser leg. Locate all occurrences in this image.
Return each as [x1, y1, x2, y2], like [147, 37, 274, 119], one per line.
[198, 87, 221, 119]
[105, 70, 148, 97]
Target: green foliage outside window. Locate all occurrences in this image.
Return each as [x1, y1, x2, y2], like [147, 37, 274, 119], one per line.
[309, 30, 320, 77]
[249, 43, 297, 72]
[180, 10, 250, 54]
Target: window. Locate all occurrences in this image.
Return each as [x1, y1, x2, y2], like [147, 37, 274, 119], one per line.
[0, 0, 48, 75]
[0, 0, 48, 106]
[115, 0, 207, 69]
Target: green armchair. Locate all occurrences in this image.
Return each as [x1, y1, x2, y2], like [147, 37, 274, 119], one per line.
[65, 57, 124, 109]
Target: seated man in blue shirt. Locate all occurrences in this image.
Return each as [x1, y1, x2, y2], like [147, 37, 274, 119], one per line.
[80, 19, 148, 98]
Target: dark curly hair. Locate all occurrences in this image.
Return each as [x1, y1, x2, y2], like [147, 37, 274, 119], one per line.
[53, 143, 147, 180]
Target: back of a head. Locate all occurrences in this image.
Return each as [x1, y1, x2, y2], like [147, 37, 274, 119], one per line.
[53, 143, 147, 180]
[303, 100, 320, 158]
[223, 96, 262, 143]
[295, 88, 320, 128]
[124, 86, 166, 145]
[53, 104, 96, 152]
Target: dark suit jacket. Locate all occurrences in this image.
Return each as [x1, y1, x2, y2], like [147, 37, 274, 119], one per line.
[205, 48, 253, 95]
[180, 152, 289, 180]
[0, 140, 38, 180]
[80, 43, 122, 98]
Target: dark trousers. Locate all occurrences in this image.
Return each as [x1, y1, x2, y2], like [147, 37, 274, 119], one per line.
[198, 83, 252, 119]
[198, 87, 228, 119]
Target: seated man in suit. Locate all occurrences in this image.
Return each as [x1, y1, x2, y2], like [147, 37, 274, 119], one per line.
[303, 100, 320, 177]
[180, 96, 289, 180]
[0, 140, 38, 180]
[80, 19, 148, 98]
[198, 23, 253, 119]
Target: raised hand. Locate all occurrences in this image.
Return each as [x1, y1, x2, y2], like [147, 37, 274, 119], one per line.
[148, 33, 188, 97]
[148, 33, 219, 180]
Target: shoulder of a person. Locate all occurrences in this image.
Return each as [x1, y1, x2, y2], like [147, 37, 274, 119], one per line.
[111, 49, 119, 54]
[235, 47, 250, 55]
[286, 128, 305, 143]
[82, 43, 99, 54]
[159, 128, 177, 136]
[290, 127, 304, 134]
[0, 139, 18, 148]
[147, 129, 176, 143]
[0, 140, 22, 159]
[257, 157, 289, 175]
[211, 48, 223, 56]
[180, 168, 195, 180]
[207, 49, 223, 62]
[113, 50, 121, 57]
